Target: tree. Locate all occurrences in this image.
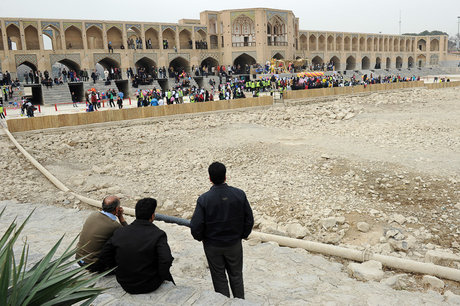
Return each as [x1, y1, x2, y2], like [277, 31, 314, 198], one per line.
[403, 30, 448, 36]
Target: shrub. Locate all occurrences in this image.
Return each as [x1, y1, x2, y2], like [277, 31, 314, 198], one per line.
[0, 207, 111, 305]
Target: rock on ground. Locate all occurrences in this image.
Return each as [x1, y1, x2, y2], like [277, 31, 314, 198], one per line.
[0, 201, 457, 305]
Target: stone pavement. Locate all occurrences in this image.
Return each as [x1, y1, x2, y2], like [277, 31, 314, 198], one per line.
[1, 201, 458, 305]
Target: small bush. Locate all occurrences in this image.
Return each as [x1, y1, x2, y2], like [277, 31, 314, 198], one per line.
[0, 207, 111, 306]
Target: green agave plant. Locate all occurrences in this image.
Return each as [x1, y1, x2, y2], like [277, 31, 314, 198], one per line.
[0, 207, 112, 306]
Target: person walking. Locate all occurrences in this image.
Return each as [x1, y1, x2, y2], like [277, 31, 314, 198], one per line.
[190, 162, 254, 299]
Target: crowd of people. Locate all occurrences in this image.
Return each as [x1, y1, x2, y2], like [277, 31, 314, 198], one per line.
[77, 162, 253, 298]
[85, 88, 124, 112]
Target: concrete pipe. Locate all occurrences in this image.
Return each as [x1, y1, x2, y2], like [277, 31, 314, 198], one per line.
[3, 125, 460, 283]
[250, 231, 460, 282]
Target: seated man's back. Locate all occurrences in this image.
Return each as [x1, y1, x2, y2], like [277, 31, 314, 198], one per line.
[95, 198, 174, 294]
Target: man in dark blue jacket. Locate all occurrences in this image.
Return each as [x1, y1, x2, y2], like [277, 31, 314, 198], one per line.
[191, 162, 254, 299]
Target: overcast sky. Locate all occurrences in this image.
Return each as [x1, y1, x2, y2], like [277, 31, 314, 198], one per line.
[2, 0, 459, 37]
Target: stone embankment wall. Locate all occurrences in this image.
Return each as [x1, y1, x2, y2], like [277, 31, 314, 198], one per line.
[6, 81, 460, 133]
[6, 96, 272, 132]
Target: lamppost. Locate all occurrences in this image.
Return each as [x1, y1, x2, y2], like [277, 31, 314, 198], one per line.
[457, 16, 460, 51]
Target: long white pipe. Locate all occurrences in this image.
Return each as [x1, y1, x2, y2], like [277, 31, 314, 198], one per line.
[3, 125, 460, 282]
[250, 232, 460, 282]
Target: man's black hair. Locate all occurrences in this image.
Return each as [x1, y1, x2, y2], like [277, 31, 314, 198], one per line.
[135, 198, 157, 220]
[102, 196, 120, 213]
[208, 162, 226, 185]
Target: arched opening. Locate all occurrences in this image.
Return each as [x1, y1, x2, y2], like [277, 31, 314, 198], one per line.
[24, 25, 40, 50]
[52, 59, 81, 81]
[0, 28, 3, 50]
[209, 18, 217, 35]
[17, 62, 37, 83]
[359, 37, 365, 52]
[107, 27, 123, 49]
[393, 38, 399, 52]
[417, 39, 426, 51]
[86, 26, 103, 49]
[196, 29, 207, 49]
[389, 38, 394, 52]
[309, 34, 317, 51]
[375, 57, 382, 69]
[300, 34, 307, 50]
[42, 31, 53, 50]
[145, 28, 159, 49]
[406, 40, 411, 52]
[430, 54, 439, 65]
[327, 35, 334, 50]
[312, 56, 323, 69]
[232, 15, 255, 47]
[352, 37, 358, 51]
[7, 24, 22, 50]
[162, 28, 176, 49]
[329, 56, 341, 70]
[361, 56, 370, 69]
[197, 29, 207, 41]
[344, 36, 351, 51]
[346, 56, 356, 70]
[96, 57, 121, 80]
[201, 57, 219, 75]
[169, 57, 190, 73]
[42, 25, 62, 50]
[408, 56, 414, 68]
[400, 39, 405, 52]
[374, 38, 378, 51]
[318, 35, 326, 51]
[127, 26, 142, 49]
[384, 38, 389, 52]
[386, 57, 391, 69]
[179, 29, 192, 49]
[65, 26, 83, 49]
[135, 57, 157, 81]
[379, 38, 384, 52]
[430, 39, 439, 51]
[396, 56, 403, 69]
[233, 53, 256, 73]
[97, 57, 119, 70]
[336, 36, 343, 50]
[267, 15, 286, 46]
[273, 53, 284, 60]
[367, 37, 373, 52]
[417, 55, 426, 67]
[210, 35, 218, 49]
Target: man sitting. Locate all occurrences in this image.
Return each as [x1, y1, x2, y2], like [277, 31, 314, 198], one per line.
[76, 196, 127, 266]
[91, 198, 174, 294]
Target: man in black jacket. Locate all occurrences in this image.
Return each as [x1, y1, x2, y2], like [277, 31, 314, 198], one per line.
[191, 162, 254, 299]
[92, 198, 174, 294]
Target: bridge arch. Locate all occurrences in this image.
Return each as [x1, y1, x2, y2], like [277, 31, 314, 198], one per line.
[233, 53, 256, 69]
[24, 25, 40, 50]
[107, 26, 123, 49]
[86, 25, 103, 49]
[7, 24, 22, 50]
[169, 56, 190, 73]
[145, 28, 159, 49]
[162, 28, 176, 49]
[361, 56, 370, 70]
[65, 25, 83, 49]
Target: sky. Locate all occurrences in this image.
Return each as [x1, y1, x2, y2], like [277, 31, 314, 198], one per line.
[2, 0, 460, 37]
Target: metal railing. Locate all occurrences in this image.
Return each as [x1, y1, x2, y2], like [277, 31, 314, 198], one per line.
[268, 41, 288, 46]
[232, 42, 256, 47]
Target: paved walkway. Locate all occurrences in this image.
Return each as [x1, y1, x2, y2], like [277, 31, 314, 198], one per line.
[1, 201, 457, 305]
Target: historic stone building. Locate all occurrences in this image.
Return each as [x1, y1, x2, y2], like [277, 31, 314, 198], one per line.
[0, 8, 449, 79]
